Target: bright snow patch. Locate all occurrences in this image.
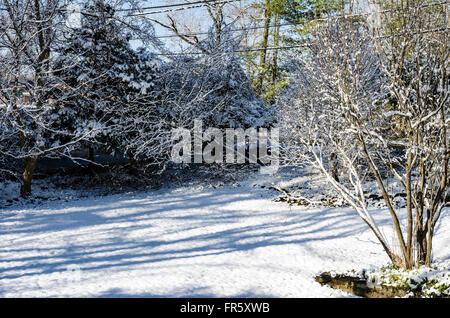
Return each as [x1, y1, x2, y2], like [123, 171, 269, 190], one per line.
[0, 176, 449, 297]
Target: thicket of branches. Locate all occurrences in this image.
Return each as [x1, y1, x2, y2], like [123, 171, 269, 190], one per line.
[278, 0, 449, 269]
[0, 0, 448, 270]
[0, 0, 269, 196]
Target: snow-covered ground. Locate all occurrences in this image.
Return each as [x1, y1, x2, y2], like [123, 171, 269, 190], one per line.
[1, 174, 449, 297]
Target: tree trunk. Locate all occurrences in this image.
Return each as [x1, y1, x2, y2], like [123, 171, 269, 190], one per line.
[417, 229, 427, 265]
[329, 153, 339, 182]
[405, 165, 413, 267]
[256, 0, 272, 94]
[20, 157, 38, 198]
[416, 209, 432, 266]
[271, 13, 280, 86]
[425, 216, 433, 267]
[358, 135, 410, 268]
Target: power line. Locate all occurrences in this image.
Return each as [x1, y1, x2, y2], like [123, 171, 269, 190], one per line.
[155, 22, 294, 39]
[155, 45, 306, 55]
[115, 0, 242, 12]
[123, 0, 240, 17]
[154, 27, 450, 56]
[2, 0, 448, 41]
[1, 0, 241, 13]
[374, 26, 450, 39]
[123, 0, 449, 17]
[2, 0, 447, 17]
[151, 1, 449, 40]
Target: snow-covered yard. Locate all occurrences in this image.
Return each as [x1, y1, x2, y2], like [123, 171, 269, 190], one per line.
[1, 176, 449, 297]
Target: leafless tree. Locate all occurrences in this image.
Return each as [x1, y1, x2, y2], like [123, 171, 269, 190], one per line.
[0, 0, 101, 196]
[278, 2, 448, 269]
[0, 0, 160, 196]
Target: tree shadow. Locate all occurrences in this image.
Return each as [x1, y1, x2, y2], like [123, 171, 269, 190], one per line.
[0, 185, 397, 297]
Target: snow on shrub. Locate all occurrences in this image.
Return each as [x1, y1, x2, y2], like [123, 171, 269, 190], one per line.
[365, 265, 450, 297]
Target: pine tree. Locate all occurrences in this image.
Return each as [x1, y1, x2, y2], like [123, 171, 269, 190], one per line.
[54, 0, 159, 159]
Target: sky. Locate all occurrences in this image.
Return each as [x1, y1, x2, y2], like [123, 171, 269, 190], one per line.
[67, 0, 372, 53]
[128, 0, 233, 51]
[65, 0, 226, 51]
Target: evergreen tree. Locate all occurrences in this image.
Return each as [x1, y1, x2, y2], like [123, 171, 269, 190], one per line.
[54, 0, 159, 158]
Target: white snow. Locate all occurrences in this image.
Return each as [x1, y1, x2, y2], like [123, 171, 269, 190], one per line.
[0, 175, 449, 298]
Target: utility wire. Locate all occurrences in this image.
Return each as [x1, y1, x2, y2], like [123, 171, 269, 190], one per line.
[1, 0, 448, 46]
[0, 0, 241, 13]
[153, 26, 450, 56]
[146, 1, 448, 39]
[123, 0, 449, 17]
[2, 0, 447, 18]
[115, 0, 242, 12]
[155, 45, 307, 55]
[123, 0, 240, 17]
[155, 22, 294, 39]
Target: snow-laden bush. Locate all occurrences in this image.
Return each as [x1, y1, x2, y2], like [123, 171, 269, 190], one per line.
[0, 0, 168, 196]
[54, 1, 160, 158]
[0, 0, 105, 197]
[277, 2, 449, 269]
[0, 0, 273, 197]
[365, 265, 450, 297]
[160, 28, 272, 129]
[126, 27, 274, 163]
